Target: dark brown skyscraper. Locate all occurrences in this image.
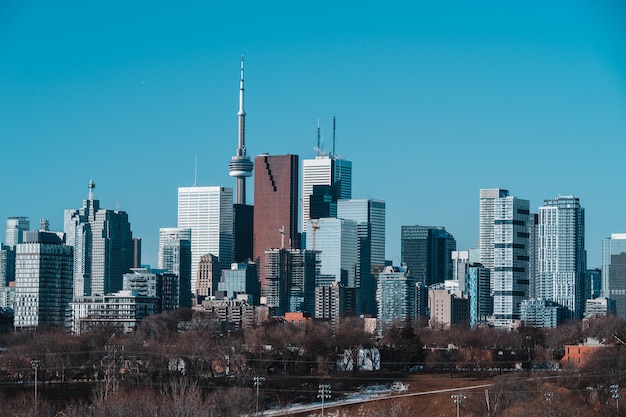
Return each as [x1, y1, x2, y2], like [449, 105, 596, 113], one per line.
[253, 154, 300, 294]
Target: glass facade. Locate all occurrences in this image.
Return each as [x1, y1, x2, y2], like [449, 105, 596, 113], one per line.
[537, 196, 585, 319]
[602, 234, 626, 318]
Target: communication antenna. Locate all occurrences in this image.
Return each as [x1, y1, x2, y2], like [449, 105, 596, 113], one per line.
[332, 116, 336, 157]
[193, 155, 198, 186]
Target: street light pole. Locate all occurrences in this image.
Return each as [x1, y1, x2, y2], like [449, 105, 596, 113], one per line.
[318, 384, 332, 417]
[253, 376, 266, 416]
[31, 359, 40, 406]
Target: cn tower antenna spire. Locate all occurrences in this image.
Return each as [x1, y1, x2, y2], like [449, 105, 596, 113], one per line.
[229, 55, 253, 204]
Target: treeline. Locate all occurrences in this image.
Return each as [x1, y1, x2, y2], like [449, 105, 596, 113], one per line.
[0, 312, 625, 416]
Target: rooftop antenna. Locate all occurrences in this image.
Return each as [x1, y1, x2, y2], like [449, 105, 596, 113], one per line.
[193, 155, 198, 186]
[316, 118, 321, 155]
[332, 116, 336, 158]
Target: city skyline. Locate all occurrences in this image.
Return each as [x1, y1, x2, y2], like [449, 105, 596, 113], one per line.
[1, 2, 625, 268]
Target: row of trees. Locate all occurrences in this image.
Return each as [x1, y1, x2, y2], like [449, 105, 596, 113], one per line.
[0, 311, 625, 416]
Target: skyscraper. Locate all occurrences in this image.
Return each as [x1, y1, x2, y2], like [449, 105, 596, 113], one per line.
[479, 188, 510, 270]
[602, 234, 626, 318]
[337, 198, 386, 316]
[178, 185, 233, 293]
[480, 190, 530, 327]
[537, 196, 586, 319]
[401, 225, 456, 286]
[158, 227, 192, 308]
[65, 180, 134, 297]
[301, 154, 352, 246]
[253, 153, 299, 294]
[5, 216, 29, 248]
[14, 230, 73, 329]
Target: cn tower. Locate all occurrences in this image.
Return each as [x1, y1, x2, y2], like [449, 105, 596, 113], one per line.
[228, 55, 253, 205]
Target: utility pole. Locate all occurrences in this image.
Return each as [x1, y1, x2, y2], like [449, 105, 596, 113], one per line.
[610, 384, 620, 416]
[318, 383, 332, 417]
[254, 376, 266, 416]
[451, 393, 466, 417]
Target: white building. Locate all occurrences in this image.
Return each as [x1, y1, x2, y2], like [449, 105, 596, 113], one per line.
[479, 188, 530, 328]
[537, 196, 585, 319]
[5, 216, 29, 248]
[178, 186, 233, 292]
[70, 290, 158, 334]
[301, 155, 351, 244]
[14, 231, 73, 329]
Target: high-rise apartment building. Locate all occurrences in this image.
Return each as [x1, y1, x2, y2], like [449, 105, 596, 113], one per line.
[401, 225, 456, 286]
[253, 154, 300, 294]
[14, 231, 73, 329]
[65, 180, 134, 297]
[479, 188, 510, 270]
[158, 227, 192, 308]
[301, 155, 352, 246]
[5, 216, 29, 248]
[467, 264, 492, 327]
[263, 248, 317, 315]
[178, 185, 233, 292]
[537, 195, 586, 319]
[337, 199, 386, 316]
[376, 265, 416, 333]
[479, 188, 531, 327]
[601, 233, 626, 318]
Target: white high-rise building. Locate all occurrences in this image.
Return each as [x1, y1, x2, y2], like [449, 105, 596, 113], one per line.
[301, 155, 352, 244]
[178, 186, 233, 293]
[537, 195, 585, 319]
[479, 188, 509, 270]
[14, 231, 73, 329]
[479, 188, 530, 327]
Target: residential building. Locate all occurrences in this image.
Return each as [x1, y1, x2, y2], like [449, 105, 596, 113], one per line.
[467, 263, 492, 327]
[520, 298, 566, 328]
[315, 281, 343, 328]
[178, 185, 233, 291]
[377, 265, 416, 334]
[64, 180, 134, 297]
[584, 297, 616, 318]
[537, 196, 586, 319]
[14, 231, 73, 329]
[123, 268, 181, 312]
[428, 286, 470, 328]
[451, 250, 470, 292]
[401, 225, 456, 286]
[158, 227, 192, 308]
[479, 188, 531, 327]
[70, 290, 158, 335]
[262, 248, 317, 315]
[602, 233, 626, 318]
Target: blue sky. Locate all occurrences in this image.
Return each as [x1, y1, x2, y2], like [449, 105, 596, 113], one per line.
[1, 1, 625, 268]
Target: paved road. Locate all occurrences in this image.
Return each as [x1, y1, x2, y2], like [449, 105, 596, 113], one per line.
[260, 382, 494, 416]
